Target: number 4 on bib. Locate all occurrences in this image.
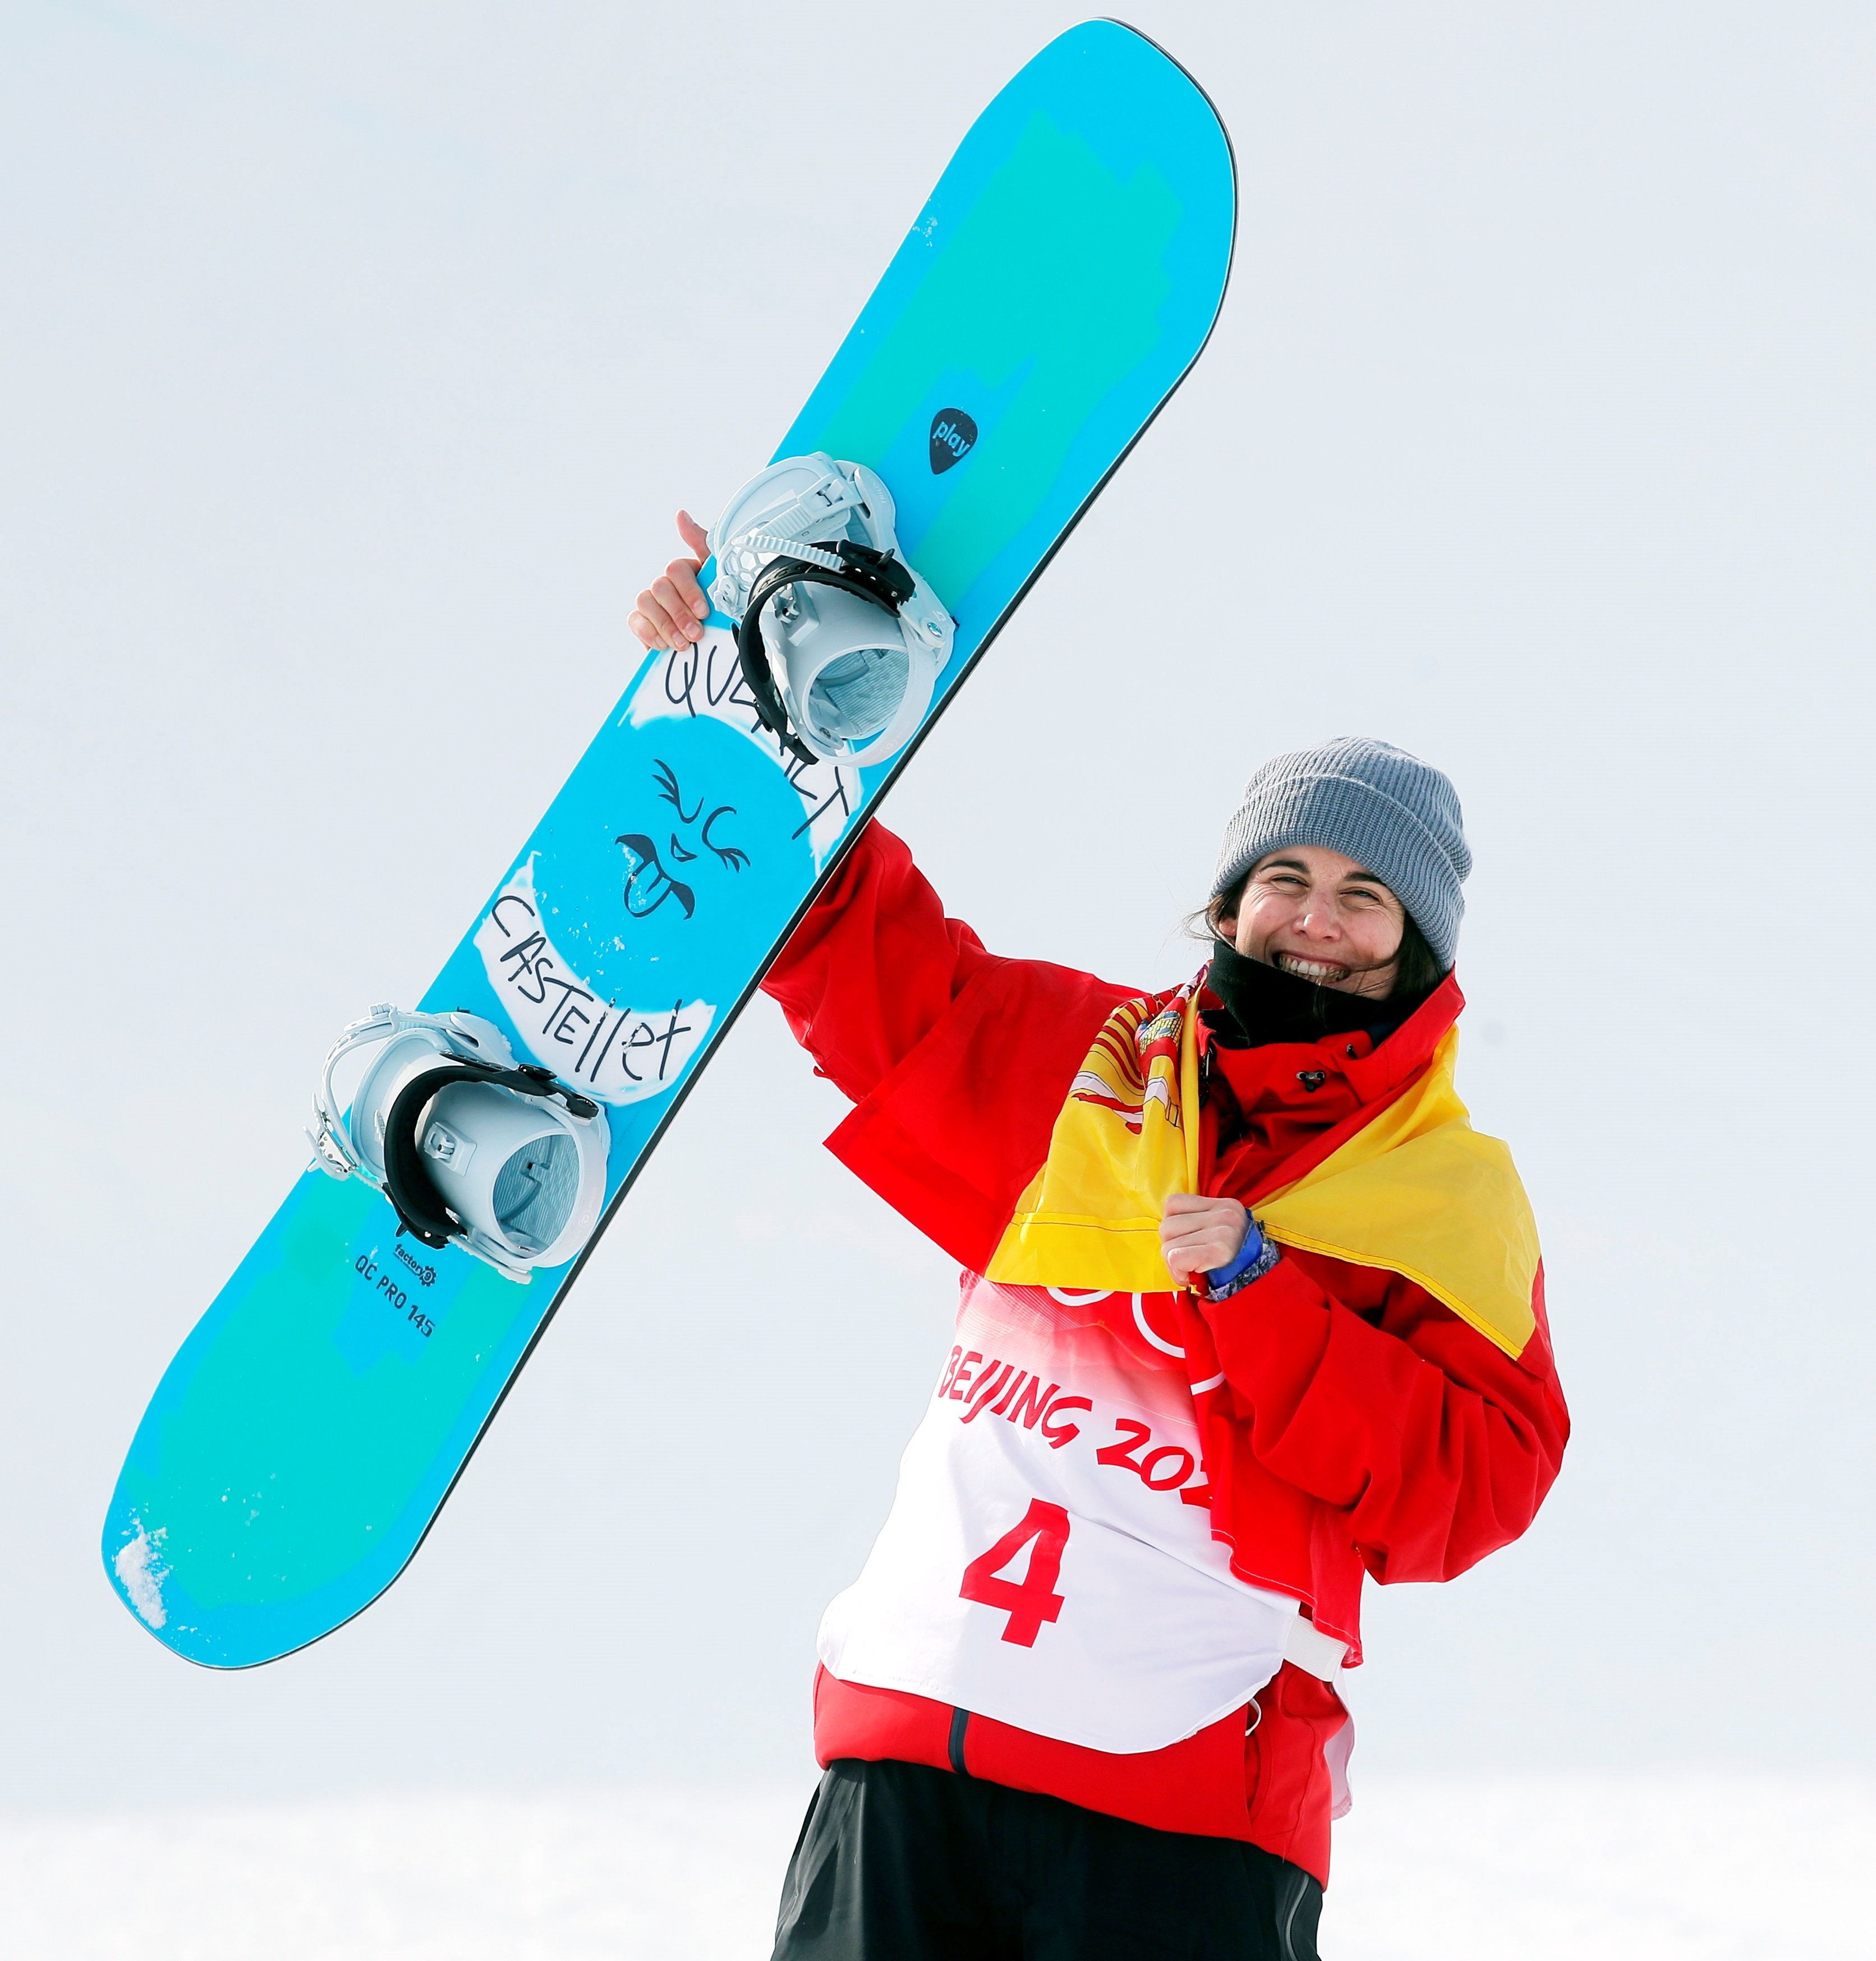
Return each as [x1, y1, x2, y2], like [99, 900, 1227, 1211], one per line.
[959, 1500, 1070, 1646]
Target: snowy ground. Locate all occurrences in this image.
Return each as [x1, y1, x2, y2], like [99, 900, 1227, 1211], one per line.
[1, 1776, 1868, 1959]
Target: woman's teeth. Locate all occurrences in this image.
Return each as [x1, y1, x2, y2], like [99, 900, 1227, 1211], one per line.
[1276, 954, 1348, 982]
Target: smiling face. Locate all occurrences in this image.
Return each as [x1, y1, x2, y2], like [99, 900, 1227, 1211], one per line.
[1217, 844, 1407, 1000]
[522, 712, 810, 1005]
[617, 758, 750, 920]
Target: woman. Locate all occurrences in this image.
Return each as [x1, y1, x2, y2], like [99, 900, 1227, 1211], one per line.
[632, 535, 1569, 1960]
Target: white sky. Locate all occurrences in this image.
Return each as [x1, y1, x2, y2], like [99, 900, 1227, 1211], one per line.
[1, 0, 1872, 1811]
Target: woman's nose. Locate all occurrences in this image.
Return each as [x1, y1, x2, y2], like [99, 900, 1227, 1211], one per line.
[1294, 901, 1340, 939]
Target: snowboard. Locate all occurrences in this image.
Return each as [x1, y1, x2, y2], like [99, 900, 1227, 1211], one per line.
[103, 19, 1236, 1667]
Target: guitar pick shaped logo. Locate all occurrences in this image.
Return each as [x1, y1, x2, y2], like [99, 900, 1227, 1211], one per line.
[929, 408, 977, 475]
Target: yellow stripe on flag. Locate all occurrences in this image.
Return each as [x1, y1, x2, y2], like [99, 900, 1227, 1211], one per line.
[988, 998, 1538, 1359]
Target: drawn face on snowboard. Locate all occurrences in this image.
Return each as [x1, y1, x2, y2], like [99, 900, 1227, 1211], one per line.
[523, 712, 811, 1003]
[615, 759, 750, 920]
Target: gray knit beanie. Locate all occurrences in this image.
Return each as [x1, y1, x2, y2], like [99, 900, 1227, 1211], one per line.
[1211, 736, 1471, 970]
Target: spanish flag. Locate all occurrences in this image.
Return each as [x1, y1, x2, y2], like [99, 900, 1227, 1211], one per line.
[986, 978, 1542, 1360]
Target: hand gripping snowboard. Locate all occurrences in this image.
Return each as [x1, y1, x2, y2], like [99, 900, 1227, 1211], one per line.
[103, 19, 1235, 1665]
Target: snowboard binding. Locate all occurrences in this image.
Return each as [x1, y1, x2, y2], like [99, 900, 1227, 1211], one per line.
[709, 453, 954, 769]
[309, 1006, 610, 1282]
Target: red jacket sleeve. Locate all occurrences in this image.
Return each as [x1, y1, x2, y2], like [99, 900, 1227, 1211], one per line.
[1197, 1249, 1569, 1584]
[762, 822, 1134, 1269]
[761, 821, 999, 1102]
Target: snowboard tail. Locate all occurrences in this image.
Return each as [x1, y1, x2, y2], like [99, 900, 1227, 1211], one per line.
[103, 20, 1236, 1666]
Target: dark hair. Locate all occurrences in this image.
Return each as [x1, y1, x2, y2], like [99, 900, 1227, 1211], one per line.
[1200, 868, 1446, 1002]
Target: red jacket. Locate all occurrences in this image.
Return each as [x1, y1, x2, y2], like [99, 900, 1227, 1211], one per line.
[763, 823, 1569, 1882]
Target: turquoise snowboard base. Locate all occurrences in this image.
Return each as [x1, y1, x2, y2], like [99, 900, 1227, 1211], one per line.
[102, 20, 1236, 1667]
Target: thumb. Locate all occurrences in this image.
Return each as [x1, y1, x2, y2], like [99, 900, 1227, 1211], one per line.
[676, 508, 710, 562]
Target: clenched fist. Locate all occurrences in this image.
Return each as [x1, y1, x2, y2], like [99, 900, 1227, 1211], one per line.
[1158, 1193, 1250, 1285]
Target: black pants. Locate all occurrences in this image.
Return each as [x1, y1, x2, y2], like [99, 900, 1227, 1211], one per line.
[771, 1760, 1323, 1960]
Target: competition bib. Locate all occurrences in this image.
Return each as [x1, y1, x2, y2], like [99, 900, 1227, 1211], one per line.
[819, 1273, 1335, 1754]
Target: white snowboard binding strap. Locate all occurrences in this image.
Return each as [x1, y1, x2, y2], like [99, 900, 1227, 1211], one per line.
[309, 1006, 610, 1283]
[709, 453, 954, 768]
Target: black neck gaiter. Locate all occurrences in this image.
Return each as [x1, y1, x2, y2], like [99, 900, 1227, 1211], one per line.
[1206, 937, 1420, 1050]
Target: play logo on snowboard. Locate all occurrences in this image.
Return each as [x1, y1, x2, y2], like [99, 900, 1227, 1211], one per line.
[930, 408, 977, 473]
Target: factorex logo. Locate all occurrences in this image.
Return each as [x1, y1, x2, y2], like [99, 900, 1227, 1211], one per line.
[929, 408, 977, 474]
